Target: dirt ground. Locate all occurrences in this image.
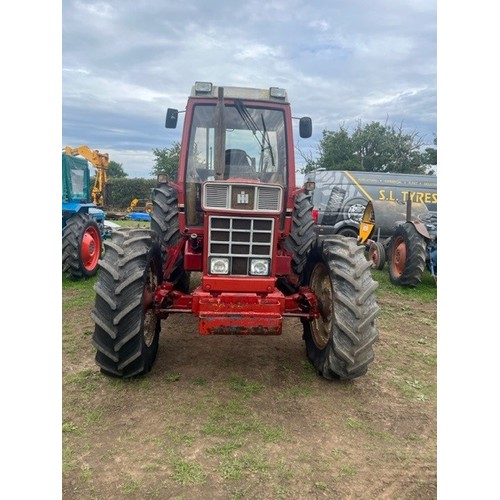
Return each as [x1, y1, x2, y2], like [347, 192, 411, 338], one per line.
[62, 275, 437, 499]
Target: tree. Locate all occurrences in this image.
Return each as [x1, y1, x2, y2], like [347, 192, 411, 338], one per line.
[320, 125, 360, 171]
[151, 143, 181, 179]
[420, 137, 437, 174]
[310, 120, 434, 175]
[108, 160, 128, 178]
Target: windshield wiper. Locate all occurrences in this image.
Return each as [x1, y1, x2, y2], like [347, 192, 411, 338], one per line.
[234, 100, 276, 172]
[234, 99, 264, 151]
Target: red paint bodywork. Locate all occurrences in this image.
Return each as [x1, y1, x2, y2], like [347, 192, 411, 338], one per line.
[156, 88, 313, 335]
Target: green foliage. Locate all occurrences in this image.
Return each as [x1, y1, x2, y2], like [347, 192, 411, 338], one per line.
[317, 125, 359, 172]
[108, 160, 128, 178]
[105, 177, 157, 209]
[151, 142, 181, 179]
[306, 120, 437, 174]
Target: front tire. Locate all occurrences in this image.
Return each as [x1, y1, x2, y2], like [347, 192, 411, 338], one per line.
[62, 213, 102, 279]
[303, 236, 380, 380]
[91, 228, 162, 378]
[151, 184, 190, 292]
[283, 191, 315, 279]
[389, 223, 427, 287]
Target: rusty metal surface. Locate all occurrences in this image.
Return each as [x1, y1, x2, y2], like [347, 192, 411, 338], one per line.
[362, 200, 430, 240]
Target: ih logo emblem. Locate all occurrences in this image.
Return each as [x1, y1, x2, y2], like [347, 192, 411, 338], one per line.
[237, 191, 249, 204]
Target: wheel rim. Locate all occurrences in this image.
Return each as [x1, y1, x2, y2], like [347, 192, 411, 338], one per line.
[81, 226, 101, 272]
[142, 260, 159, 347]
[391, 236, 407, 278]
[310, 262, 333, 349]
[368, 244, 380, 267]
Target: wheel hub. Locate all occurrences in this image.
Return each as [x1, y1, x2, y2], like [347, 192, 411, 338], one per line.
[391, 237, 407, 276]
[81, 227, 100, 271]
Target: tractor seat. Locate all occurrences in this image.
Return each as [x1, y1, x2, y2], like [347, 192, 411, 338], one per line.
[224, 149, 257, 179]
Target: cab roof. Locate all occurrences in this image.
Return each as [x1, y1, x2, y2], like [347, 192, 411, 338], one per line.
[190, 82, 289, 103]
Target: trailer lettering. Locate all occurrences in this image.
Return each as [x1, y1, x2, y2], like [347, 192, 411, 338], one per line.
[401, 191, 438, 204]
[378, 189, 396, 201]
[378, 189, 437, 204]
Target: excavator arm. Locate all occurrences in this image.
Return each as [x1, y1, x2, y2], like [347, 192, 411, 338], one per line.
[64, 145, 110, 206]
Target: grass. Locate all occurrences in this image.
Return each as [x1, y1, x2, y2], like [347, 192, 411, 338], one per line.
[227, 375, 265, 396]
[218, 452, 270, 480]
[371, 268, 437, 301]
[62, 247, 437, 498]
[110, 219, 151, 229]
[170, 460, 207, 485]
[62, 274, 98, 309]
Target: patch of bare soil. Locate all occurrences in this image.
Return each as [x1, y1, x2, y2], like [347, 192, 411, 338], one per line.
[62, 284, 436, 499]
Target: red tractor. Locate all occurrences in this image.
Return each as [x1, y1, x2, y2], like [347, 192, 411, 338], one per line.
[91, 82, 380, 380]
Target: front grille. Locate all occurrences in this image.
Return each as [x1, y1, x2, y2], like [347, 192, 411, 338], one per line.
[257, 187, 281, 211]
[208, 216, 274, 276]
[204, 184, 228, 208]
[203, 182, 282, 213]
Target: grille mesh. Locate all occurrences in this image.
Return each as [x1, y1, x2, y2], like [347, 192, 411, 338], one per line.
[208, 216, 274, 276]
[257, 187, 281, 211]
[204, 184, 228, 208]
[204, 183, 281, 213]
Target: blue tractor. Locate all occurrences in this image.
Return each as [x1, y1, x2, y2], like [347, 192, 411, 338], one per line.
[62, 152, 107, 279]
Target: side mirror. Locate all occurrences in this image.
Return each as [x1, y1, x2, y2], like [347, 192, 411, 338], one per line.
[299, 116, 312, 138]
[165, 108, 179, 129]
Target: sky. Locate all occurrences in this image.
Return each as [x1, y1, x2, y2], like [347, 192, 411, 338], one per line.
[61, 0, 437, 179]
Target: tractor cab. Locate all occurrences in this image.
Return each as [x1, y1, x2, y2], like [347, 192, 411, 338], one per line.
[166, 82, 311, 227]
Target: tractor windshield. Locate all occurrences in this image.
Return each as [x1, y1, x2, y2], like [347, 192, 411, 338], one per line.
[186, 103, 287, 185]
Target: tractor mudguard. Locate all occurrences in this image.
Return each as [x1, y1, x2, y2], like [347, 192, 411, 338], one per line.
[410, 220, 431, 240]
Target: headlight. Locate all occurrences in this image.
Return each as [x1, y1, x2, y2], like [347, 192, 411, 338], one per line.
[250, 259, 270, 276]
[210, 257, 229, 274]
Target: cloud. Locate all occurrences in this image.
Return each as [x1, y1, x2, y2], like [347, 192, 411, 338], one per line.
[62, 0, 436, 177]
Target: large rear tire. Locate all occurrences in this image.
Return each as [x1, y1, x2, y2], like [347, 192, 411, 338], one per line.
[303, 236, 380, 380]
[62, 213, 102, 279]
[389, 222, 426, 287]
[151, 184, 190, 292]
[91, 228, 162, 378]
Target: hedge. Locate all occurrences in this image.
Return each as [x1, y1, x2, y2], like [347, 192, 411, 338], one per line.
[103, 177, 158, 209]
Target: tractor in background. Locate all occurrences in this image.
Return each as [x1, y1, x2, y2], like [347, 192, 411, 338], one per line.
[358, 198, 437, 286]
[91, 82, 380, 381]
[64, 145, 111, 207]
[62, 152, 108, 279]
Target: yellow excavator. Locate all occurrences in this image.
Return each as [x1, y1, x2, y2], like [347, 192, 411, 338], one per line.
[64, 145, 110, 207]
[127, 197, 153, 213]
